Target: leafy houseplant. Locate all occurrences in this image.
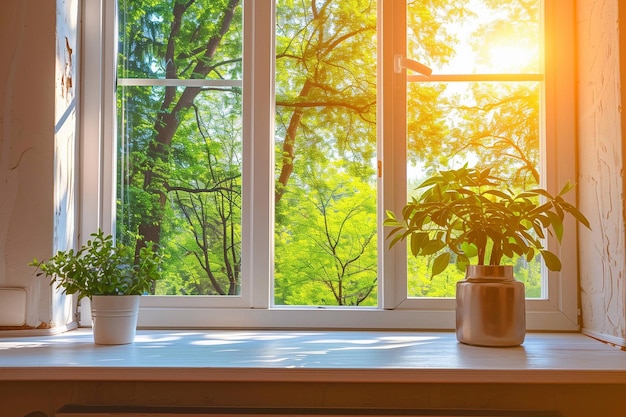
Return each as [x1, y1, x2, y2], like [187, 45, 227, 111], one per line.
[31, 229, 162, 300]
[384, 166, 591, 347]
[384, 166, 591, 277]
[31, 229, 163, 344]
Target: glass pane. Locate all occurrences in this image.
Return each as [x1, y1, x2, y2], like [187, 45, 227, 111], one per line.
[118, 0, 242, 80]
[407, 81, 542, 298]
[273, 0, 378, 306]
[406, 0, 543, 299]
[117, 1, 243, 296]
[408, 0, 541, 75]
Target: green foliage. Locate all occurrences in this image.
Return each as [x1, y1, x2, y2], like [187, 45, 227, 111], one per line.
[274, 0, 378, 202]
[385, 166, 591, 278]
[115, 0, 562, 303]
[272, 0, 380, 305]
[275, 170, 377, 306]
[407, 0, 542, 192]
[117, 0, 243, 296]
[30, 230, 163, 300]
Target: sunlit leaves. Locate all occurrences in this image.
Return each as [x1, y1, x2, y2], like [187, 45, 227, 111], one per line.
[115, 0, 567, 304]
[117, 0, 244, 296]
[384, 166, 591, 278]
[119, 0, 242, 79]
[31, 230, 164, 300]
[274, 170, 377, 306]
[409, 0, 542, 190]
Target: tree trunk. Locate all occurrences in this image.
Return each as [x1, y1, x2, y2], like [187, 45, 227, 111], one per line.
[134, 0, 240, 262]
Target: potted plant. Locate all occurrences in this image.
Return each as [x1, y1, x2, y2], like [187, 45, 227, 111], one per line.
[31, 229, 163, 345]
[384, 166, 590, 347]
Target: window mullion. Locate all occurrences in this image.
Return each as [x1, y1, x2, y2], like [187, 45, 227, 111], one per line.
[117, 79, 243, 87]
[243, 0, 275, 309]
[409, 74, 544, 82]
[81, 0, 117, 240]
[379, 0, 409, 309]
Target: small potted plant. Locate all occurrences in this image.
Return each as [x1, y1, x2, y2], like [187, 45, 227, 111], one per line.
[31, 229, 163, 345]
[384, 166, 590, 347]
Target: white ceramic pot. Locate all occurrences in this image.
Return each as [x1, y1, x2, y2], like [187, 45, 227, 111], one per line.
[456, 265, 526, 347]
[90, 295, 140, 345]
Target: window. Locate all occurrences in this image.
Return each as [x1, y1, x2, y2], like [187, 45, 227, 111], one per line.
[404, 2, 544, 299]
[81, 0, 579, 330]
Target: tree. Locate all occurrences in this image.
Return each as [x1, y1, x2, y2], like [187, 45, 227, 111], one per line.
[116, 0, 545, 301]
[118, 0, 243, 295]
[165, 92, 242, 295]
[118, 0, 242, 258]
[408, 0, 542, 188]
[275, 170, 377, 306]
[274, 0, 378, 204]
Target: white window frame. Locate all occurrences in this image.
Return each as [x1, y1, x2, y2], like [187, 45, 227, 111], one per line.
[80, 0, 579, 330]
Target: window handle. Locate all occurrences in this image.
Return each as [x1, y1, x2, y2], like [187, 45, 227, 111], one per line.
[394, 54, 432, 77]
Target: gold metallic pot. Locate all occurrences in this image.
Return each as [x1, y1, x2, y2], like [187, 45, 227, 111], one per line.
[455, 265, 526, 347]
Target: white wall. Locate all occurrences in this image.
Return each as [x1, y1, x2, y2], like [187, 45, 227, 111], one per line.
[53, 0, 80, 328]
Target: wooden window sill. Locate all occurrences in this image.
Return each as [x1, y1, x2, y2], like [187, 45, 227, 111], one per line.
[1, 329, 625, 384]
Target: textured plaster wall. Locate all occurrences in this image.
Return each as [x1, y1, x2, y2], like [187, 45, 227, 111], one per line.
[0, 1, 56, 327]
[577, 0, 626, 345]
[0, 0, 77, 329]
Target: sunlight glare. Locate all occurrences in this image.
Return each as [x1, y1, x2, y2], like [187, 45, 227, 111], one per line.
[485, 39, 539, 73]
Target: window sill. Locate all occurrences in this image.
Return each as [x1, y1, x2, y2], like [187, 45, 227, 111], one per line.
[1, 329, 625, 384]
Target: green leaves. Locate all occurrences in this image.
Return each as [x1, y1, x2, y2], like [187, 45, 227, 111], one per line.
[274, 173, 378, 306]
[540, 249, 562, 272]
[432, 252, 451, 278]
[384, 167, 591, 278]
[30, 229, 164, 300]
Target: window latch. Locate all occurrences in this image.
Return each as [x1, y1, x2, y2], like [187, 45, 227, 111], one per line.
[394, 54, 432, 77]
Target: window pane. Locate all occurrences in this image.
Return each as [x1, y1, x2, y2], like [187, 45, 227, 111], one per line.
[408, 0, 541, 75]
[407, 81, 542, 298]
[406, 0, 543, 299]
[273, 0, 378, 306]
[118, 0, 242, 80]
[116, 0, 243, 296]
